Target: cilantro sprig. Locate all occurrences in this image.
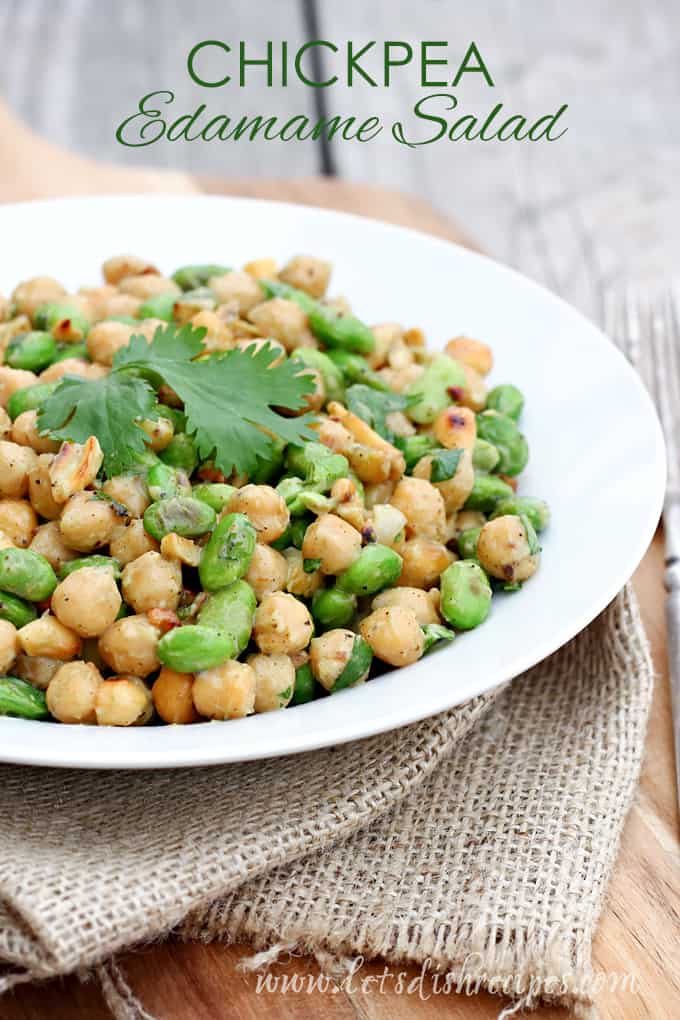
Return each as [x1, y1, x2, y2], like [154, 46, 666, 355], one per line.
[38, 324, 316, 478]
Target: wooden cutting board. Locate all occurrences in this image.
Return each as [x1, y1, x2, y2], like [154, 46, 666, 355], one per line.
[1, 103, 678, 1020]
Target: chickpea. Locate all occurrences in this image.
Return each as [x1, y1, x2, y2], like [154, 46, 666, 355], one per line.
[297, 366, 325, 413]
[301, 514, 362, 576]
[193, 661, 256, 720]
[459, 364, 487, 413]
[369, 504, 407, 549]
[390, 476, 447, 543]
[138, 416, 174, 452]
[14, 653, 62, 690]
[284, 547, 322, 598]
[243, 257, 278, 280]
[372, 587, 440, 625]
[253, 592, 314, 654]
[118, 274, 179, 299]
[369, 322, 402, 369]
[46, 661, 103, 724]
[29, 521, 78, 572]
[359, 606, 425, 667]
[247, 298, 309, 352]
[190, 310, 234, 353]
[28, 454, 62, 520]
[444, 336, 493, 376]
[364, 480, 396, 508]
[77, 283, 118, 319]
[11, 276, 66, 317]
[86, 320, 135, 366]
[412, 449, 475, 514]
[209, 270, 263, 314]
[397, 538, 455, 589]
[0, 499, 38, 547]
[40, 358, 107, 383]
[121, 551, 182, 613]
[98, 293, 141, 320]
[0, 528, 14, 550]
[19, 614, 81, 660]
[433, 405, 477, 451]
[101, 474, 150, 517]
[476, 515, 539, 583]
[152, 667, 199, 724]
[0, 619, 18, 673]
[454, 510, 487, 535]
[248, 653, 295, 712]
[49, 437, 103, 503]
[0, 367, 38, 408]
[278, 255, 332, 299]
[59, 491, 123, 552]
[160, 532, 202, 568]
[310, 629, 369, 691]
[95, 675, 153, 726]
[0, 440, 38, 498]
[52, 566, 122, 638]
[0, 407, 11, 439]
[227, 484, 289, 544]
[245, 543, 288, 601]
[109, 518, 159, 565]
[102, 255, 158, 285]
[98, 615, 161, 676]
[11, 410, 60, 455]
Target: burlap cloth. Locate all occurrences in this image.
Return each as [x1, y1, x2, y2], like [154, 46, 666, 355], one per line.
[0, 585, 653, 1018]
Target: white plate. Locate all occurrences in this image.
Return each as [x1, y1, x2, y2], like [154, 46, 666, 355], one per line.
[0, 195, 665, 768]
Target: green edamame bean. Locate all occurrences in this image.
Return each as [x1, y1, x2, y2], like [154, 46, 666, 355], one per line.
[137, 292, 177, 322]
[5, 331, 58, 372]
[271, 516, 310, 551]
[337, 544, 403, 597]
[404, 355, 467, 425]
[159, 433, 198, 475]
[260, 279, 374, 354]
[291, 662, 315, 705]
[143, 496, 216, 541]
[476, 411, 528, 477]
[421, 623, 456, 654]
[173, 287, 217, 314]
[397, 434, 438, 473]
[33, 302, 90, 339]
[0, 676, 49, 719]
[147, 462, 192, 502]
[249, 439, 285, 485]
[157, 404, 187, 434]
[172, 264, 231, 290]
[486, 384, 524, 421]
[7, 381, 58, 420]
[311, 588, 357, 629]
[52, 342, 89, 363]
[0, 548, 57, 601]
[472, 438, 500, 472]
[199, 512, 257, 591]
[492, 497, 551, 533]
[260, 279, 317, 313]
[457, 527, 482, 560]
[58, 556, 121, 580]
[197, 580, 256, 656]
[0, 590, 38, 628]
[326, 350, 391, 392]
[286, 442, 349, 492]
[463, 473, 514, 512]
[192, 482, 236, 513]
[332, 635, 373, 691]
[291, 348, 346, 403]
[157, 625, 233, 672]
[440, 560, 492, 631]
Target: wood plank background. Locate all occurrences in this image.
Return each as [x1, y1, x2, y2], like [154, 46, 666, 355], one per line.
[0, 0, 679, 317]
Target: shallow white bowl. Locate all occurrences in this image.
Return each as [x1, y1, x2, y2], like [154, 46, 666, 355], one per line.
[0, 195, 665, 768]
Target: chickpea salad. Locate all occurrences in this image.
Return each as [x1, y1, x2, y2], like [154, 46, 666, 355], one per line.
[0, 254, 548, 728]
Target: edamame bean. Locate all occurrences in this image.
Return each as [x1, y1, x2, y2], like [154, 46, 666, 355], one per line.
[271, 516, 309, 551]
[172, 264, 231, 290]
[157, 625, 233, 673]
[491, 496, 550, 533]
[291, 662, 315, 705]
[397, 434, 438, 473]
[249, 439, 285, 485]
[337, 544, 402, 596]
[192, 482, 236, 513]
[0, 548, 57, 601]
[326, 350, 391, 391]
[311, 587, 357, 629]
[476, 411, 528, 477]
[486, 384, 524, 421]
[197, 580, 256, 656]
[147, 463, 191, 502]
[0, 589, 38, 628]
[199, 512, 257, 591]
[332, 634, 373, 691]
[421, 623, 456, 654]
[291, 348, 345, 403]
[7, 381, 58, 420]
[5, 331, 58, 372]
[472, 438, 500, 472]
[0, 676, 49, 719]
[457, 527, 482, 560]
[261, 279, 374, 354]
[158, 433, 198, 475]
[158, 404, 187, 434]
[463, 473, 514, 512]
[440, 560, 492, 630]
[286, 442, 349, 492]
[143, 496, 216, 541]
[404, 355, 467, 425]
[58, 555, 121, 580]
[33, 302, 90, 339]
[137, 292, 176, 322]
[52, 342, 89, 363]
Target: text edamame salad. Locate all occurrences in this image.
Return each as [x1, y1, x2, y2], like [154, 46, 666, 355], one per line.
[0, 254, 548, 727]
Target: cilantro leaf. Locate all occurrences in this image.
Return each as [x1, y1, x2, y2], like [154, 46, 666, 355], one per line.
[113, 322, 204, 378]
[430, 448, 464, 483]
[38, 374, 158, 476]
[345, 384, 411, 441]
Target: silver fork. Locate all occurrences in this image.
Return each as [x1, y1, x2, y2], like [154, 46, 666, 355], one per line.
[605, 283, 679, 816]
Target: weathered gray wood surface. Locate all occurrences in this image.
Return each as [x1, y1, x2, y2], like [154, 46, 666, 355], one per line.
[0, 0, 678, 318]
